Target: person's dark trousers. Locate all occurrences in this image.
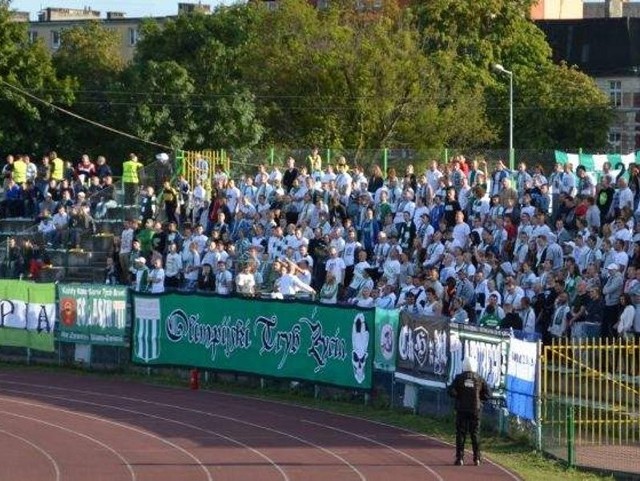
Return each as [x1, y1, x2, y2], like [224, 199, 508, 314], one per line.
[603, 304, 621, 338]
[455, 410, 480, 462]
[124, 182, 138, 206]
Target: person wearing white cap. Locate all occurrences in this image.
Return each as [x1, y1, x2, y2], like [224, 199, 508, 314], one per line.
[132, 256, 149, 292]
[447, 356, 491, 466]
[603, 262, 624, 337]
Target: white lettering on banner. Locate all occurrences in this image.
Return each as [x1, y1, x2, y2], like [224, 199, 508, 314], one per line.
[449, 332, 508, 391]
[398, 324, 448, 375]
[507, 338, 537, 382]
[0, 300, 26, 328]
[0, 299, 56, 332]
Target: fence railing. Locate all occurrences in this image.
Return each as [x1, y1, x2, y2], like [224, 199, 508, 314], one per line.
[217, 147, 561, 177]
[540, 336, 640, 474]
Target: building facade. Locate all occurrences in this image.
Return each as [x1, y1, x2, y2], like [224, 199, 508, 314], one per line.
[16, 3, 210, 62]
[537, 17, 640, 153]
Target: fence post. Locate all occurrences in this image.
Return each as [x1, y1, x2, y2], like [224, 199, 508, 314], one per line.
[509, 148, 515, 171]
[536, 340, 543, 451]
[270, 147, 275, 166]
[567, 405, 576, 467]
[326, 148, 331, 166]
[443, 148, 449, 164]
[382, 148, 388, 175]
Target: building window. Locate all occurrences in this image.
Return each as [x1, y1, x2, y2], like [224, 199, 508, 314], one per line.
[51, 30, 61, 49]
[609, 80, 622, 107]
[128, 28, 139, 46]
[608, 130, 622, 153]
[28, 31, 38, 43]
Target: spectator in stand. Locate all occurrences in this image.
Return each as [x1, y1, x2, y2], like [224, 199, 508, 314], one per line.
[197, 263, 216, 291]
[95, 155, 112, 179]
[122, 153, 143, 206]
[148, 257, 165, 294]
[236, 263, 256, 297]
[182, 241, 201, 291]
[76, 154, 95, 183]
[215, 260, 233, 296]
[132, 257, 149, 292]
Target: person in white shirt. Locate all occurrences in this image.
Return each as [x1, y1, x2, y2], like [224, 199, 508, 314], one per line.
[182, 241, 201, 291]
[37, 214, 56, 245]
[426, 160, 443, 193]
[353, 288, 375, 308]
[382, 249, 402, 287]
[318, 271, 339, 304]
[618, 178, 634, 212]
[216, 260, 234, 296]
[375, 284, 397, 310]
[235, 263, 256, 296]
[325, 246, 346, 285]
[52, 205, 69, 247]
[148, 257, 166, 294]
[164, 242, 183, 289]
[452, 211, 470, 249]
[549, 292, 571, 338]
[277, 264, 316, 297]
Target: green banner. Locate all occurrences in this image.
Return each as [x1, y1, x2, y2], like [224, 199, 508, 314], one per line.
[57, 284, 128, 346]
[0, 281, 56, 352]
[132, 293, 374, 389]
[374, 308, 399, 372]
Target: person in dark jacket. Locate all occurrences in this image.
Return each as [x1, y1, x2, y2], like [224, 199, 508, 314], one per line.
[447, 356, 491, 466]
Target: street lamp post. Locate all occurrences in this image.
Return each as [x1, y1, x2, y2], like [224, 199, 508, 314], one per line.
[493, 63, 514, 170]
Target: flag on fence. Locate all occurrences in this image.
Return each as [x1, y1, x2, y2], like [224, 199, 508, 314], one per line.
[505, 337, 538, 421]
[0, 281, 56, 352]
[374, 308, 399, 372]
[555, 150, 638, 171]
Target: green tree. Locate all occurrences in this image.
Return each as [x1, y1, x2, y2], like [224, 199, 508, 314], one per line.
[0, 1, 74, 154]
[241, 0, 495, 154]
[132, 9, 264, 151]
[412, 0, 612, 150]
[52, 21, 127, 158]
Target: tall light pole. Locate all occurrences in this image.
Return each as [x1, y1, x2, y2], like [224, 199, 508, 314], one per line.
[492, 63, 514, 170]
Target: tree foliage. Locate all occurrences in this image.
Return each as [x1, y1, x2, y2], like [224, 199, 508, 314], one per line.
[52, 21, 126, 156]
[0, 0, 613, 158]
[241, 0, 495, 151]
[412, 0, 612, 150]
[0, 1, 74, 154]
[131, 10, 264, 150]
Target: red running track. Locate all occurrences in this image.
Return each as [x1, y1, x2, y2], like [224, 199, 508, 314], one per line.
[0, 370, 521, 481]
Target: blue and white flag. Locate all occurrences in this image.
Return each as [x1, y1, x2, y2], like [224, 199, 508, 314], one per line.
[505, 337, 537, 420]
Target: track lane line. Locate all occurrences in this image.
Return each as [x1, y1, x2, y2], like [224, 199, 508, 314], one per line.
[0, 428, 61, 481]
[0, 409, 135, 481]
[0, 382, 367, 481]
[0, 395, 213, 481]
[2, 387, 289, 481]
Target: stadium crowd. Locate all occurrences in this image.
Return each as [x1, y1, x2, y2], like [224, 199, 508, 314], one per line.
[2, 149, 640, 343]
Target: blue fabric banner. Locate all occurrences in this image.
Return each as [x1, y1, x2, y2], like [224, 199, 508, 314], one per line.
[505, 337, 537, 420]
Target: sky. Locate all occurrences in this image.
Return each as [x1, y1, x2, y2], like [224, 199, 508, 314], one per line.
[10, 0, 239, 20]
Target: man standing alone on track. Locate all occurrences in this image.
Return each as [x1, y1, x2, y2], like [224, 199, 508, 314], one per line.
[447, 356, 491, 466]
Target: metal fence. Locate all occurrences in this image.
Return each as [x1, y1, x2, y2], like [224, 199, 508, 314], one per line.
[219, 147, 560, 178]
[540, 336, 640, 475]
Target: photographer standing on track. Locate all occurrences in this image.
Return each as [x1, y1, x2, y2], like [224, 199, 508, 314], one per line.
[447, 356, 491, 466]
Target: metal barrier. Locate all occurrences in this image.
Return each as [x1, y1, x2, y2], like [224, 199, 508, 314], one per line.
[540, 336, 640, 473]
[179, 149, 228, 198]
